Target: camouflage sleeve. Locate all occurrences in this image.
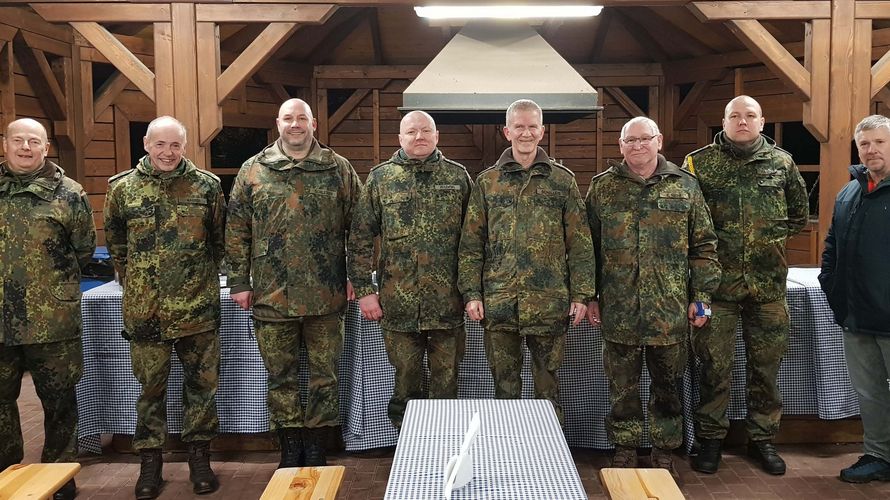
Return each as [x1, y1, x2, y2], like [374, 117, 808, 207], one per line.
[687, 184, 721, 303]
[564, 178, 596, 303]
[784, 158, 809, 236]
[461, 169, 474, 219]
[457, 180, 487, 302]
[348, 171, 381, 298]
[103, 181, 128, 279]
[225, 166, 253, 293]
[342, 159, 362, 233]
[71, 189, 98, 271]
[209, 181, 226, 268]
[584, 182, 602, 300]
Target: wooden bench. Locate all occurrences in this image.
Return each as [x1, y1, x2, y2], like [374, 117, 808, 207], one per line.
[0, 463, 80, 500]
[260, 465, 345, 500]
[599, 468, 684, 500]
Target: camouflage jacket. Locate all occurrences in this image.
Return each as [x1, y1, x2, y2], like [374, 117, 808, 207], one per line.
[104, 156, 225, 341]
[349, 149, 472, 332]
[685, 133, 809, 302]
[586, 156, 720, 346]
[226, 139, 361, 321]
[0, 161, 96, 345]
[458, 147, 596, 336]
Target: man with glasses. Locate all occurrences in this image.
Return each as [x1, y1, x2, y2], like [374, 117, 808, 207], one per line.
[586, 117, 719, 474]
[685, 95, 809, 475]
[349, 110, 472, 429]
[458, 99, 595, 423]
[0, 118, 96, 500]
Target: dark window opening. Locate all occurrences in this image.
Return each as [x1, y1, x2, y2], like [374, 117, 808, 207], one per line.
[129, 122, 149, 167]
[678, 83, 694, 103]
[91, 63, 117, 94]
[327, 89, 357, 118]
[210, 127, 268, 169]
[618, 86, 649, 115]
[779, 122, 819, 165]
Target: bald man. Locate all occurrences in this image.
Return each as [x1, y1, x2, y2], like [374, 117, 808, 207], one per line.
[0, 118, 97, 500]
[226, 99, 361, 468]
[105, 116, 225, 498]
[684, 96, 809, 475]
[349, 111, 472, 428]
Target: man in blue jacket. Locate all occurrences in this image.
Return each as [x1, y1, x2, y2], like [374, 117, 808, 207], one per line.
[819, 114, 890, 483]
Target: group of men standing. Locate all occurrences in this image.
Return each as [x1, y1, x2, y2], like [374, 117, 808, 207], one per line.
[1, 89, 887, 500]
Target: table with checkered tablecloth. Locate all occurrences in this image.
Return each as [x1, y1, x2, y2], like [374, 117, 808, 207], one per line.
[77, 268, 857, 453]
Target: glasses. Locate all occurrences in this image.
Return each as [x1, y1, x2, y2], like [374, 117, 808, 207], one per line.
[621, 135, 658, 146]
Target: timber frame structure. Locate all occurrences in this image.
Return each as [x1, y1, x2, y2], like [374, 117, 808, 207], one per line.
[1, 1, 890, 264]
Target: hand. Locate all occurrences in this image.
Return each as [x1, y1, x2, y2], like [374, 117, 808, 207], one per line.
[346, 280, 356, 301]
[358, 293, 383, 321]
[586, 301, 601, 326]
[569, 302, 587, 326]
[231, 290, 253, 311]
[466, 300, 485, 321]
[688, 302, 710, 328]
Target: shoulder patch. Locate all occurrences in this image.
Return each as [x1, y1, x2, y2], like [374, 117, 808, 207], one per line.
[108, 169, 135, 183]
[684, 156, 696, 175]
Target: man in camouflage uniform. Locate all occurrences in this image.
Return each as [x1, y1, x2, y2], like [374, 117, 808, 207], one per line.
[685, 95, 809, 475]
[0, 118, 96, 500]
[105, 116, 225, 499]
[227, 98, 361, 467]
[349, 111, 472, 428]
[586, 117, 720, 474]
[458, 99, 595, 422]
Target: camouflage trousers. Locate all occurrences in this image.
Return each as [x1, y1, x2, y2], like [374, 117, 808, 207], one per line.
[483, 326, 566, 423]
[130, 329, 219, 450]
[0, 338, 82, 469]
[603, 340, 686, 449]
[254, 313, 342, 430]
[382, 326, 466, 428]
[691, 298, 789, 441]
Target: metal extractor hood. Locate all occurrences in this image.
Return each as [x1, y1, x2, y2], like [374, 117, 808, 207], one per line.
[401, 22, 601, 124]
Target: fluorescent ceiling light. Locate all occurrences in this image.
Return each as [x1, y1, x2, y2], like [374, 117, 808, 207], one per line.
[414, 5, 603, 19]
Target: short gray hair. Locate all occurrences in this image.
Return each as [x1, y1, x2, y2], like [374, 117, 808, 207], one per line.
[506, 99, 542, 126]
[620, 116, 660, 139]
[145, 115, 187, 143]
[854, 114, 890, 139]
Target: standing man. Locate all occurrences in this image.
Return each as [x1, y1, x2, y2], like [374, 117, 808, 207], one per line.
[105, 116, 225, 499]
[819, 114, 890, 483]
[458, 99, 595, 422]
[685, 95, 809, 475]
[350, 110, 472, 429]
[0, 118, 96, 500]
[227, 98, 360, 467]
[586, 117, 720, 473]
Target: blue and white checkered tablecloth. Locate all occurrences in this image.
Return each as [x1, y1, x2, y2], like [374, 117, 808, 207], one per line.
[385, 399, 586, 500]
[77, 268, 859, 454]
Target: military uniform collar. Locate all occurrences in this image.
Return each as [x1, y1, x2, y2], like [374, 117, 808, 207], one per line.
[714, 131, 775, 160]
[391, 149, 441, 171]
[135, 155, 195, 179]
[495, 147, 552, 174]
[0, 160, 64, 200]
[258, 139, 335, 172]
[607, 154, 679, 183]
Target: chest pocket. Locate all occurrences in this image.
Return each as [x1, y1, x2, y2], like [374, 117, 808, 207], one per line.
[656, 193, 690, 212]
[528, 190, 563, 240]
[176, 198, 209, 246]
[756, 169, 788, 220]
[487, 195, 514, 242]
[126, 205, 156, 250]
[428, 185, 462, 228]
[382, 191, 413, 240]
[303, 186, 339, 220]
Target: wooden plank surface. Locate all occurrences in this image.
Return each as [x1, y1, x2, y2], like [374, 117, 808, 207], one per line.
[599, 468, 684, 500]
[0, 463, 80, 499]
[260, 465, 345, 500]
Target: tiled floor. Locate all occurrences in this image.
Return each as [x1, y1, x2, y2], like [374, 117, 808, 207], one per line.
[14, 373, 890, 499]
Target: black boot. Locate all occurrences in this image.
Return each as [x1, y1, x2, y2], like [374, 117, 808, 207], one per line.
[303, 428, 327, 466]
[277, 428, 304, 468]
[134, 449, 163, 500]
[52, 478, 76, 500]
[747, 440, 786, 475]
[691, 438, 722, 474]
[188, 441, 220, 494]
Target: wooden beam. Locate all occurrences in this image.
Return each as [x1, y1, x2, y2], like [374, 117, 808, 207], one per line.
[649, 6, 735, 53]
[170, 3, 201, 164]
[368, 8, 383, 65]
[195, 4, 337, 23]
[19, 30, 69, 56]
[317, 87, 329, 144]
[0, 7, 72, 43]
[93, 71, 129, 121]
[0, 25, 17, 42]
[856, 1, 890, 19]
[0, 40, 15, 131]
[308, 8, 367, 65]
[314, 65, 421, 80]
[71, 22, 154, 101]
[30, 3, 170, 22]
[605, 87, 645, 119]
[12, 32, 66, 119]
[328, 88, 370, 132]
[196, 22, 221, 146]
[217, 23, 301, 103]
[872, 47, 890, 98]
[725, 20, 811, 100]
[663, 40, 805, 82]
[674, 77, 720, 129]
[153, 22, 174, 115]
[113, 105, 131, 172]
[612, 9, 670, 62]
[372, 88, 380, 164]
[588, 9, 612, 62]
[596, 88, 604, 173]
[733, 67, 744, 94]
[803, 20, 829, 142]
[77, 56, 93, 144]
[689, 1, 831, 21]
[853, 19, 873, 127]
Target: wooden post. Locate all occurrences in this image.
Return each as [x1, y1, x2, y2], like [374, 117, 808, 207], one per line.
[0, 39, 14, 131]
[372, 88, 380, 165]
[170, 3, 204, 167]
